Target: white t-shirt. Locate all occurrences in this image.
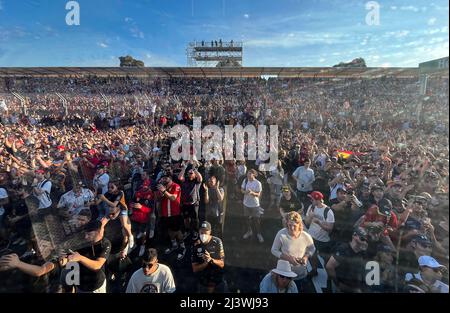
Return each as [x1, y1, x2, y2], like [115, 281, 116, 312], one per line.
[58, 188, 94, 216]
[306, 205, 335, 243]
[271, 228, 316, 279]
[93, 173, 110, 195]
[241, 178, 262, 208]
[292, 166, 315, 192]
[126, 264, 176, 293]
[35, 180, 52, 209]
[0, 187, 8, 216]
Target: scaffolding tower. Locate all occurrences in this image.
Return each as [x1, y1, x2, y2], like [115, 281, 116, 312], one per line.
[187, 40, 243, 67]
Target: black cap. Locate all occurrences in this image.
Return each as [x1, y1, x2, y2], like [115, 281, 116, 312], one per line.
[354, 227, 368, 239]
[411, 234, 432, 246]
[377, 244, 395, 254]
[378, 198, 393, 214]
[404, 218, 422, 230]
[84, 220, 102, 232]
[199, 221, 212, 232]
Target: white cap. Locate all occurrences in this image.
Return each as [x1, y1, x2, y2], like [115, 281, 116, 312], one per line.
[418, 256, 446, 269]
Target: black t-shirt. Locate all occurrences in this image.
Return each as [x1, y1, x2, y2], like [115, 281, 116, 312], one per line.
[330, 199, 365, 242]
[279, 194, 302, 214]
[77, 237, 111, 291]
[104, 191, 127, 211]
[191, 236, 225, 285]
[181, 178, 201, 205]
[333, 242, 367, 290]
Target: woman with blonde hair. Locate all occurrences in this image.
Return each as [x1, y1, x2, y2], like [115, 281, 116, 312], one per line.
[271, 211, 315, 292]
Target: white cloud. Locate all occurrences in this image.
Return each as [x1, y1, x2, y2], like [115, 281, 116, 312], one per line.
[244, 14, 249, 19]
[319, 58, 326, 63]
[384, 30, 410, 38]
[399, 6, 420, 12]
[124, 17, 144, 39]
[425, 28, 441, 35]
[390, 6, 397, 10]
[428, 17, 437, 26]
[246, 32, 348, 48]
[380, 62, 392, 67]
[98, 42, 108, 48]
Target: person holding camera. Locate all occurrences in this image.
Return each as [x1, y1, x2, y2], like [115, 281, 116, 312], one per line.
[156, 175, 185, 261]
[191, 221, 226, 293]
[330, 188, 365, 243]
[60, 219, 111, 293]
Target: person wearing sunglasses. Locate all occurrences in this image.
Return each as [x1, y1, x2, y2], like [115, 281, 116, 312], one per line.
[126, 248, 175, 293]
[404, 255, 448, 293]
[325, 227, 369, 293]
[260, 260, 298, 293]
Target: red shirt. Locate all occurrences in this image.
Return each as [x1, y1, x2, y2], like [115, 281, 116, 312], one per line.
[363, 205, 399, 236]
[160, 183, 181, 217]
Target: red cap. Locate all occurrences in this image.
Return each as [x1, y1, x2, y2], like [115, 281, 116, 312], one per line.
[308, 191, 324, 201]
[56, 145, 65, 151]
[35, 169, 45, 174]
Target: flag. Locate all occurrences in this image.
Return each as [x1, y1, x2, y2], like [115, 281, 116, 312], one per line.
[337, 150, 354, 159]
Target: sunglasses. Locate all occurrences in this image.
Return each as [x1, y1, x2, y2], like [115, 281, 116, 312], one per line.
[278, 274, 292, 280]
[142, 262, 156, 269]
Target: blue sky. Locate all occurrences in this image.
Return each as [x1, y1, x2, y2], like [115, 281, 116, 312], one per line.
[0, 0, 448, 67]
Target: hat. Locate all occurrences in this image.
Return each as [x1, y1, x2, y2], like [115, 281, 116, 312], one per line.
[411, 234, 432, 246]
[418, 256, 446, 269]
[281, 185, 290, 192]
[199, 221, 212, 232]
[35, 169, 45, 174]
[271, 260, 297, 278]
[84, 220, 102, 232]
[404, 218, 422, 230]
[308, 191, 324, 201]
[354, 227, 368, 240]
[419, 192, 432, 201]
[56, 145, 65, 151]
[378, 198, 393, 215]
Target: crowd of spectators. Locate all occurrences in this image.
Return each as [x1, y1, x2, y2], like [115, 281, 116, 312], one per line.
[0, 74, 448, 293]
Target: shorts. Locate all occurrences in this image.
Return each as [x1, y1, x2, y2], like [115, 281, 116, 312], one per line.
[160, 215, 183, 232]
[244, 205, 263, 218]
[182, 203, 199, 219]
[313, 238, 333, 256]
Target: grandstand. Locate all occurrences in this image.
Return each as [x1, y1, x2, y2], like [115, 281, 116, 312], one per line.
[0, 66, 421, 78]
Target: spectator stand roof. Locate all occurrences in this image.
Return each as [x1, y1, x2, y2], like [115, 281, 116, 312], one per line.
[0, 67, 429, 78]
